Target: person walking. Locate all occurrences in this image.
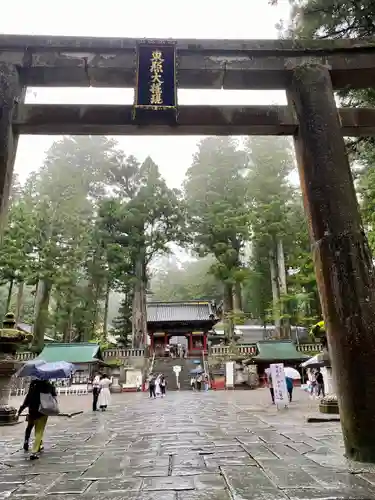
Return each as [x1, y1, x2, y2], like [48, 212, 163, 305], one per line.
[18, 378, 57, 460]
[149, 375, 156, 399]
[160, 375, 166, 397]
[190, 376, 196, 391]
[266, 369, 275, 404]
[286, 376, 294, 402]
[196, 373, 203, 391]
[316, 370, 325, 397]
[98, 374, 111, 411]
[203, 373, 209, 392]
[92, 372, 101, 411]
[155, 375, 162, 397]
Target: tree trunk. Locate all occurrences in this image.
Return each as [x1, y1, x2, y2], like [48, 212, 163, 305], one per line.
[233, 282, 243, 311]
[91, 282, 101, 337]
[277, 239, 287, 295]
[277, 238, 290, 338]
[0, 64, 24, 238]
[83, 281, 95, 342]
[62, 297, 73, 343]
[223, 282, 234, 343]
[141, 266, 148, 345]
[33, 280, 52, 352]
[15, 280, 24, 321]
[132, 253, 147, 348]
[67, 309, 73, 342]
[5, 279, 13, 312]
[103, 280, 110, 338]
[269, 246, 280, 334]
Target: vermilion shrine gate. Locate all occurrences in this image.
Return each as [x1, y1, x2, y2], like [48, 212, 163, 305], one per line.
[147, 301, 218, 355]
[1, 35, 375, 461]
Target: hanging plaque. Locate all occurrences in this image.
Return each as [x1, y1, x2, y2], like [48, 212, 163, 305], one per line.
[133, 40, 177, 124]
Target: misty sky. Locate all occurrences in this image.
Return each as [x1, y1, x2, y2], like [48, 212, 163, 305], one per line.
[3, 0, 291, 188]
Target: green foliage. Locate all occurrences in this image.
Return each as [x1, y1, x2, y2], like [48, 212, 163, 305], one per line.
[1, 127, 323, 346]
[105, 358, 122, 367]
[1, 137, 184, 350]
[246, 136, 294, 245]
[110, 297, 132, 347]
[150, 256, 223, 302]
[89, 337, 115, 351]
[184, 137, 249, 281]
[100, 155, 185, 265]
[244, 136, 320, 329]
[281, 0, 375, 40]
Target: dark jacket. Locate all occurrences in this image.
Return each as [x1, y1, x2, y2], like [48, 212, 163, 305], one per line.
[19, 380, 57, 419]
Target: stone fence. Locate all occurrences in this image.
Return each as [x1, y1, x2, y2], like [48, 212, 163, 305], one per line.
[296, 343, 323, 352]
[13, 343, 321, 363]
[208, 343, 322, 357]
[209, 345, 257, 356]
[16, 351, 37, 361]
[104, 349, 145, 359]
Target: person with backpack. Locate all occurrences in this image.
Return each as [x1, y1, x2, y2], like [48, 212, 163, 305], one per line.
[18, 378, 57, 460]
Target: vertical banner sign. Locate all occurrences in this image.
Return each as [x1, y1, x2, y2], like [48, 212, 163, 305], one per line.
[225, 361, 235, 389]
[133, 40, 177, 124]
[270, 363, 288, 407]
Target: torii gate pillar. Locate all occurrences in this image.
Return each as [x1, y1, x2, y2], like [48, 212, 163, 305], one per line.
[0, 64, 23, 235]
[289, 63, 375, 462]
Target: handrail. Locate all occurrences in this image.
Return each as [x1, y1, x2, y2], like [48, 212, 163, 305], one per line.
[148, 351, 156, 376]
[202, 349, 211, 389]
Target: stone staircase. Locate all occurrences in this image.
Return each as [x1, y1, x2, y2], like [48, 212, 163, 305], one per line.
[152, 356, 203, 391]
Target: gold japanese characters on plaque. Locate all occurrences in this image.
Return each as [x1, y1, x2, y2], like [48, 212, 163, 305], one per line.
[133, 40, 177, 123]
[150, 49, 164, 106]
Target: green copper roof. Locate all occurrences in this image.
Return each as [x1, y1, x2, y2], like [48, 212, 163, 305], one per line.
[35, 343, 103, 363]
[253, 340, 309, 362]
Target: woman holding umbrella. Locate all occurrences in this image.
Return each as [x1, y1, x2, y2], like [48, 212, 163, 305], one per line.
[17, 360, 75, 459]
[284, 367, 301, 403]
[18, 378, 57, 460]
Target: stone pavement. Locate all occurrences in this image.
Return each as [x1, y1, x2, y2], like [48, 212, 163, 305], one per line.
[1, 389, 375, 499]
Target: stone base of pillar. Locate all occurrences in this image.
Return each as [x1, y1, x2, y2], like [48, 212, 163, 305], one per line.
[318, 366, 339, 414]
[319, 395, 339, 414]
[0, 405, 19, 425]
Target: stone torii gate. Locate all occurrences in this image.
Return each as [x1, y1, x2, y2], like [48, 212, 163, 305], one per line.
[1, 35, 375, 461]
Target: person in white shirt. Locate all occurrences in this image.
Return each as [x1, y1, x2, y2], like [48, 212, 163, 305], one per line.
[98, 374, 111, 411]
[92, 373, 101, 412]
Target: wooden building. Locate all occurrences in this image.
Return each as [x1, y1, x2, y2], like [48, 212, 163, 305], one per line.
[147, 301, 219, 355]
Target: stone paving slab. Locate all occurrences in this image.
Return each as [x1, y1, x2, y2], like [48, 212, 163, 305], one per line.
[2, 390, 375, 499]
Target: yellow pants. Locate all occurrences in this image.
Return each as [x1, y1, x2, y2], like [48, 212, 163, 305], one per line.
[32, 416, 48, 453]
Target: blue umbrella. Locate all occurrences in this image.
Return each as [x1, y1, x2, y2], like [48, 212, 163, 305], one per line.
[193, 360, 201, 364]
[17, 360, 76, 380]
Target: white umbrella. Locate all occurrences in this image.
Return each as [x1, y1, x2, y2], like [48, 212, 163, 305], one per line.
[301, 354, 324, 368]
[284, 367, 301, 379]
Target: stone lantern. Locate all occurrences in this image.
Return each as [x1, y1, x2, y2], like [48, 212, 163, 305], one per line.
[0, 313, 33, 425]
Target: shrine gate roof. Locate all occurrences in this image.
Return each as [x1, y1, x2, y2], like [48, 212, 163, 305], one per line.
[147, 301, 218, 323]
